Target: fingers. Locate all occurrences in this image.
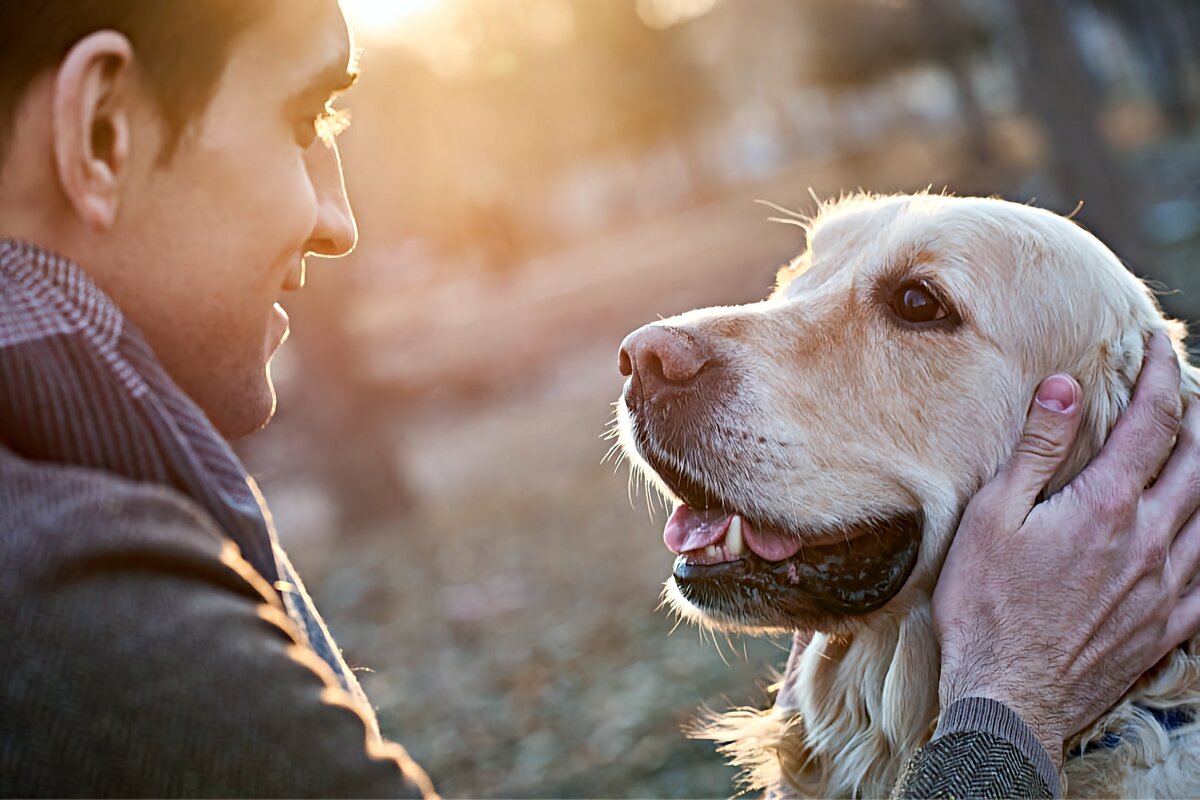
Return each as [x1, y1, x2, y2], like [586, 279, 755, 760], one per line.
[1146, 400, 1200, 535]
[1166, 584, 1200, 651]
[1150, 397, 1200, 649]
[1084, 332, 1182, 493]
[987, 373, 1083, 527]
[1167, 504, 1200, 591]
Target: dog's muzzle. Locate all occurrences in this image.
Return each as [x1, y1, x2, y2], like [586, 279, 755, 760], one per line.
[617, 322, 923, 630]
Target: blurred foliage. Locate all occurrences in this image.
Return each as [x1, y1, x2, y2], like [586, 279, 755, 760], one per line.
[795, 0, 990, 86]
[239, 0, 1200, 796]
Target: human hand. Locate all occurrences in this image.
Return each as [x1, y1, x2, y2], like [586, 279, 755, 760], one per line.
[933, 331, 1200, 767]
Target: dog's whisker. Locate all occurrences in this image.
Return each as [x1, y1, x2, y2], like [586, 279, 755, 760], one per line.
[626, 462, 646, 512]
[713, 634, 731, 667]
[722, 630, 741, 662]
[766, 636, 790, 654]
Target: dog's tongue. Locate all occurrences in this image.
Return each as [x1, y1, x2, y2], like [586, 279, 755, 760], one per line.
[743, 524, 805, 561]
[664, 505, 731, 553]
[664, 505, 806, 561]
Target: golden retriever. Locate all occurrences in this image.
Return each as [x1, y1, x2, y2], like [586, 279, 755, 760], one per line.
[614, 193, 1200, 798]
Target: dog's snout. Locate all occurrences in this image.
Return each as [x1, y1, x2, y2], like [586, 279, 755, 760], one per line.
[619, 325, 710, 388]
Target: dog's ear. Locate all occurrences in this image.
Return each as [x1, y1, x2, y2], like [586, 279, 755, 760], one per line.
[1050, 319, 1198, 494]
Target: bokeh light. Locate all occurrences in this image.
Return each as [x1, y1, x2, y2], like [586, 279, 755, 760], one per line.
[635, 0, 718, 29]
[339, 0, 444, 39]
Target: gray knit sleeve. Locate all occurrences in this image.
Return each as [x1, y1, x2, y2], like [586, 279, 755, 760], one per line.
[891, 697, 1060, 799]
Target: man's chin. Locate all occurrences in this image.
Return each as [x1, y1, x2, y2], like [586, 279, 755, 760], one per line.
[145, 326, 280, 440]
[199, 368, 277, 441]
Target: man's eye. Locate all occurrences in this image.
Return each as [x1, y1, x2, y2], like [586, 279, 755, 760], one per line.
[888, 280, 957, 327]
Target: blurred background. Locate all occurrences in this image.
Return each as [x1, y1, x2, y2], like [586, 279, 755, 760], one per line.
[236, 0, 1200, 796]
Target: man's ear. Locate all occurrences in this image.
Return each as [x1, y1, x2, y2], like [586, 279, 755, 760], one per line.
[52, 30, 136, 231]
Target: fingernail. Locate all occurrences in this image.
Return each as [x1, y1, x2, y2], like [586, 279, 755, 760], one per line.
[1036, 374, 1077, 413]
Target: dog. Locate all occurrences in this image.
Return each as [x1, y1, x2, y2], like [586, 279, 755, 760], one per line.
[614, 192, 1200, 797]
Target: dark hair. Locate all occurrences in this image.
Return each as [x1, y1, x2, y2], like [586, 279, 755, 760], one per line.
[0, 0, 277, 164]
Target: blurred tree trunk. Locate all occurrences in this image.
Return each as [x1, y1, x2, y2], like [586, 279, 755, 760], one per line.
[1099, 0, 1200, 132]
[1005, 0, 1144, 265]
[918, 0, 993, 167]
[285, 270, 415, 530]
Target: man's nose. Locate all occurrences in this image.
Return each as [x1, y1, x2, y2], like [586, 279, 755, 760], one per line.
[304, 142, 357, 258]
[619, 324, 710, 393]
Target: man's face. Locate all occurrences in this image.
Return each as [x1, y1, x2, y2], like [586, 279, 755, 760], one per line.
[103, 1, 357, 438]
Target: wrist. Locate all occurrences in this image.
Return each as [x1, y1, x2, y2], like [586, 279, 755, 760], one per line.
[940, 678, 1065, 768]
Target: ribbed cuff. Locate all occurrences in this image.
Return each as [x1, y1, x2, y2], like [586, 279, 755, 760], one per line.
[934, 696, 1062, 799]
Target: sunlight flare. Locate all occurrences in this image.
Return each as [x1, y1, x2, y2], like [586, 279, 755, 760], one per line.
[339, 0, 443, 37]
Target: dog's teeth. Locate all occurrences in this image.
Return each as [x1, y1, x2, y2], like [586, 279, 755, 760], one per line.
[727, 515, 744, 555]
[706, 545, 720, 558]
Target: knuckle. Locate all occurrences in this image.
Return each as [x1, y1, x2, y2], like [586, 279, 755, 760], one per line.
[1015, 428, 1065, 461]
[961, 486, 999, 527]
[1136, 535, 1169, 573]
[1180, 406, 1200, 454]
[1089, 481, 1138, 519]
[960, 483, 1018, 535]
[1186, 470, 1200, 507]
[1163, 407, 1200, 502]
[1146, 391, 1184, 438]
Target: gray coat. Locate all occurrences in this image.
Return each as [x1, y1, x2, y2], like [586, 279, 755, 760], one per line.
[0, 445, 430, 797]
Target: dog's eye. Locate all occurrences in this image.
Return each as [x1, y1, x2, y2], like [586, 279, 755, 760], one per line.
[891, 282, 948, 324]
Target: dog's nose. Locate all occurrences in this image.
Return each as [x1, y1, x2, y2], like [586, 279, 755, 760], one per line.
[618, 325, 710, 388]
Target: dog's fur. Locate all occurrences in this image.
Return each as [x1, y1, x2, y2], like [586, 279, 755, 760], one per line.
[615, 193, 1200, 797]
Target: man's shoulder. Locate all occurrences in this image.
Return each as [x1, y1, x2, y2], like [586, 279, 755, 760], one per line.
[0, 447, 430, 799]
[0, 443, 231, 584]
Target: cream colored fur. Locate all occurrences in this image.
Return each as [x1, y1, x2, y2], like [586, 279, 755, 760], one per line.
[617, 193, 1200, 798]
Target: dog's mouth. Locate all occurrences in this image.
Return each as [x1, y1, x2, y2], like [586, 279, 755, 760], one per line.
[637, 436, 922, 625]
[666, 505, 922, 622]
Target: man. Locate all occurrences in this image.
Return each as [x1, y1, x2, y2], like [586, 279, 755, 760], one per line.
[0, 2, 430, 796]
[0, 2, 1195, 798]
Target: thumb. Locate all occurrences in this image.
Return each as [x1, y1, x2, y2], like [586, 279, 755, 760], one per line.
[995, 374, 1084, 517]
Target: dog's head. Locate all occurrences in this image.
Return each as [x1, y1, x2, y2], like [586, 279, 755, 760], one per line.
[617, 192, 1193, 634]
